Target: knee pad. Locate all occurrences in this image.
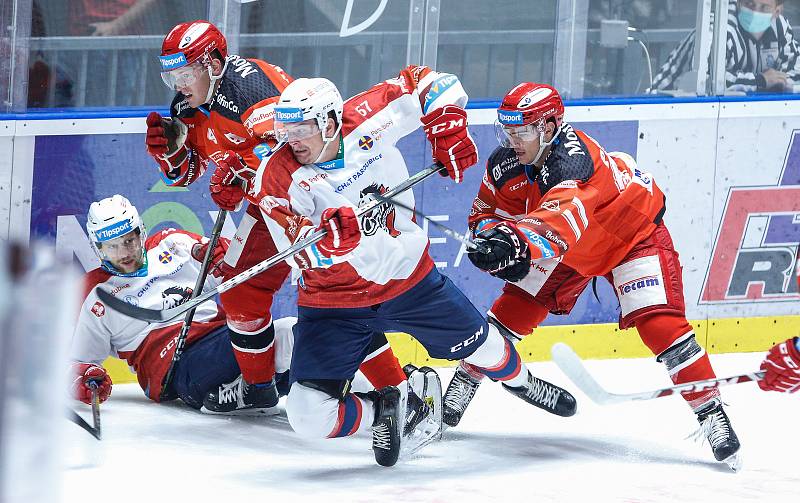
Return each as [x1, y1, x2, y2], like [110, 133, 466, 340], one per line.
[488, 315, 522, 343]
[657, 334, 703, 375]
[285, 383, 342, 438]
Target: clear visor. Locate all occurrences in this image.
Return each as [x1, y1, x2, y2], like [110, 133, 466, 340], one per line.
[160, 61, 207, 91]
[494, 121, 541, 148]
[273, 121, 320, 143]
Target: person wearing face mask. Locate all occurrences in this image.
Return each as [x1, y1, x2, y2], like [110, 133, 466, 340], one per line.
[651, 0, 800, 93]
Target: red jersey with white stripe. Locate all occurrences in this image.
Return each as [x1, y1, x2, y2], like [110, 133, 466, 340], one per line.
[161, 55, 292, 188]
[470, 124, 666, 277]
[253, 65, 469, 308]
[70, 229, 225, 401]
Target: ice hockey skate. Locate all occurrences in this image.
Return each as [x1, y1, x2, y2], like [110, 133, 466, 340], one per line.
[442, 363, 483, 427]
[371, 386, 405, 467]
[200, 375, 280, 416]
[402, 365, 443, 456]
[691, 399, 742, 471]
[502, 371, 578, 417]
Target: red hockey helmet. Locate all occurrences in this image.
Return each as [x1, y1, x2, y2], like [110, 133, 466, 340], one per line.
[495, 83, 565, 163]
[159, 20, 227, 92]
[496, 83, 564, 128]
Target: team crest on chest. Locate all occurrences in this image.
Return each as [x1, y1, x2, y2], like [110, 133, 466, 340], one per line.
[358, 183, 400, 238]
[159, 251, 173, 264]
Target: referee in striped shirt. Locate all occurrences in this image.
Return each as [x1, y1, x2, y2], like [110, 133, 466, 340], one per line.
[651, 0, 800, 93]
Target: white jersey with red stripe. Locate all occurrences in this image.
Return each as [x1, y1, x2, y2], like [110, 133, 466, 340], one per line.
[254, 65, 468, 308]
[70, 228, 225, 401]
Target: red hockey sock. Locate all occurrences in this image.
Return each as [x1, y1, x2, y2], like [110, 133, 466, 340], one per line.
[671, 351, 720, 410]
[228, 324, 276, 385]
[359, 338, 406, 388]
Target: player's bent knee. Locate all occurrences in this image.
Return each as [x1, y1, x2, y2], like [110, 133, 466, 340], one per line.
[285, 382, 343, 438]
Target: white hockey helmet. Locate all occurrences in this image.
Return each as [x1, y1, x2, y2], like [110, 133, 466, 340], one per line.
[273, 77, 343, 143]
[86, 194, 148, 276]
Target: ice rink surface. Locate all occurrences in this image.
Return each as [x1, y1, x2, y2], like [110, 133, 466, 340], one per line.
[63, 352, 799, 503]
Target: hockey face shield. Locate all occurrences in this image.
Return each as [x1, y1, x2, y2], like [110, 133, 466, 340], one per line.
[495, 122, 541, 148]
[273, 119, 321, 143]
[94, 229, 148, 277]
[160, 60, 208, 91]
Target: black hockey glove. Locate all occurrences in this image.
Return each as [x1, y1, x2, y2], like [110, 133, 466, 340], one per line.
[467, 224, 531, 282]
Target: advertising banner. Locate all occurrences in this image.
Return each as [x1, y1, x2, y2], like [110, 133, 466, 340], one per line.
[19, 101, 800, 326]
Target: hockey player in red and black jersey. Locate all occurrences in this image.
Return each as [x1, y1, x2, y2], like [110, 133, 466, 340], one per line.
[456, 82, 743, 470]
[143, 21, 408, 413]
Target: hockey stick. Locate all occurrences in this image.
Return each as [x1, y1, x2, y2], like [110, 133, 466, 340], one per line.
[96, 162, 445, 323]
[90, 384, 102, 440]
[550, 342, 765, 405]
[374, 195, 489, 253]
[65, 383, 102, 440]
[159, 208, 228, 400]
[65, 408, 101, 440]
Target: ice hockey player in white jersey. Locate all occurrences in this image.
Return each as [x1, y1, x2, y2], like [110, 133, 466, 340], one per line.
[70, 194, 295, 413]
[243, 67, 576, 466]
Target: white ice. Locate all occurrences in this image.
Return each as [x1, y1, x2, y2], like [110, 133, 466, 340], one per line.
[62, 352, 800, 503]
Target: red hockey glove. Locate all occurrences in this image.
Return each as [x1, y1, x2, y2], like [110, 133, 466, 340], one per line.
[209, 150, 254, 211]
[759, 337, 800, 393]
[146, 111, 200, 185]
[421, 105, 478, 183]
[317, 206, 361, 257]
[191, 236, 231, 279]
[70, 362, 112, 405]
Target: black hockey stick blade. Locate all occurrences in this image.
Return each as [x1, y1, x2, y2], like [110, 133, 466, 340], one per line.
[96, 162, 446, 323]
[65, 407, 101, 440]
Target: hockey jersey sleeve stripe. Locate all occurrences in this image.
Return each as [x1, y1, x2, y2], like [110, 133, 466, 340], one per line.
[572, 197, 589, 228]
[561, 210, 582, 240]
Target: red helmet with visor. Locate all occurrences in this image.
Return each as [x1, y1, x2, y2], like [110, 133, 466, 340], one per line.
[495, 83, 565, 163]
[159, 21, 228, 100]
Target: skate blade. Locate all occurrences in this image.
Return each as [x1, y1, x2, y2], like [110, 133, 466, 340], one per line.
[723, 452, 742, 472]
[401, 367, 443, 459]
[199, 405, 281, 417]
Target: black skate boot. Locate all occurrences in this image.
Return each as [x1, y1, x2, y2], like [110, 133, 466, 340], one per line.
[694, 399, 741, 471]
[370, 386, 405, 467]
[502, 371, 577, 417]
[200, 375, 279, 416]
[442, 364, 483, 427]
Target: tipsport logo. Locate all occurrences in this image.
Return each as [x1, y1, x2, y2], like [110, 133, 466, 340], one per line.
[95, 219, 133, 241]
[159, 52, 187, 71]
[497, 110, 524, 125]
[275, 108, 304, 122]
[423, 74, 458, 112]
[700, 130, 800, 303]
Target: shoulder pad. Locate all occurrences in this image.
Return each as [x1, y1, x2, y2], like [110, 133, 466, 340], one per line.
[212, 56, 281, 123]
[486, 147, 525, 190]
[537, 123, 594, 194]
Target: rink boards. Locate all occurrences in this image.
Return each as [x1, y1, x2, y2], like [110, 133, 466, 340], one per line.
[1, 97, 799, 382]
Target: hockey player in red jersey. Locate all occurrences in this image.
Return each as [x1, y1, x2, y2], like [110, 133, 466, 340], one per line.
[242, 69, 577, 466]
[459, 82, 742, 469]
[70, 194, 295, 413]
[144, 20, 408, 413]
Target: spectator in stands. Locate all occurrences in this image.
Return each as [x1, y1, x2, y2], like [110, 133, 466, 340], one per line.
[651, 0, 800, 93]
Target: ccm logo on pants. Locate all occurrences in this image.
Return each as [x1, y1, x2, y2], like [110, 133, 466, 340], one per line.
[451, 328, 483, 353]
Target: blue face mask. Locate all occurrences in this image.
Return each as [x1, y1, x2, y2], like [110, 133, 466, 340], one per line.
[738, 6, 774, 34]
